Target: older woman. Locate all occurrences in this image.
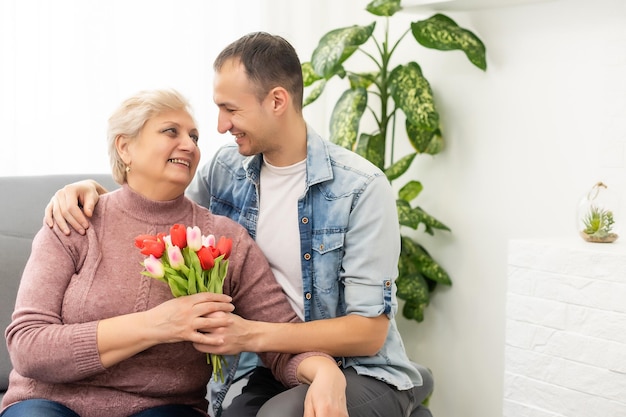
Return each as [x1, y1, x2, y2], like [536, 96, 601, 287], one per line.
[0, 90, 346, 417]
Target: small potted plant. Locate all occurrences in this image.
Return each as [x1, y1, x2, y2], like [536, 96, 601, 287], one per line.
[578, 182, 619, 243]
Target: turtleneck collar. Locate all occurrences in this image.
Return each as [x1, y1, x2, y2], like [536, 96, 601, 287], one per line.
[110, 184, 192, 223]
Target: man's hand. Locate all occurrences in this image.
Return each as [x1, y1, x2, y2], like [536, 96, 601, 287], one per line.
[192, 312, 253, 355]
[300, 357, 348, 417]
[44, 179, 107, 235]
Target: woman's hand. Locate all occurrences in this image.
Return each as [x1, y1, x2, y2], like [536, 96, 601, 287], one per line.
[97, 292, 234, 367]
[44, 179, 107, 235]
[144, 293, 235, 344]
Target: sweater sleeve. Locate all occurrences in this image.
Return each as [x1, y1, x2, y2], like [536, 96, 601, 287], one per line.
[223, 225, 334, 388]
[5, 225, 105, 383]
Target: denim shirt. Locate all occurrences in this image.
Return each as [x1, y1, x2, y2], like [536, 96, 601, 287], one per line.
[187, 127, 423, 411]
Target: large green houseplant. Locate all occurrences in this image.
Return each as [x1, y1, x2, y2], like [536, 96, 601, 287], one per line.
[301, 0, 487, 322]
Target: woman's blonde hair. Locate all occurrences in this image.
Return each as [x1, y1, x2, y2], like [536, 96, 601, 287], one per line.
[107, 89, 195, 184]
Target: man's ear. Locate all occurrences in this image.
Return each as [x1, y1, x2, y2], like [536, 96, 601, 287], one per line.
[269, 87, 289, 114]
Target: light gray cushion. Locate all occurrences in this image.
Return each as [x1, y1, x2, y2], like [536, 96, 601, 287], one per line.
[0, 174, 118, 392]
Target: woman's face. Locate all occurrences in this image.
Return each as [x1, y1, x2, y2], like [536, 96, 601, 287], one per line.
[122, 109, 200, 201]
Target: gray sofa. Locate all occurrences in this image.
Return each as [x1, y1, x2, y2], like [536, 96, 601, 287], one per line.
[0, 174, 249, 413]
[0, 174, 119, 402]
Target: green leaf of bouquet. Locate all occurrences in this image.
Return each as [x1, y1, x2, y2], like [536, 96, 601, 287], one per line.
[141, 271, 167, 284]
[166, 273, 188, 297]
[411, 13, 487, 71]
[188, 268, 197, 294]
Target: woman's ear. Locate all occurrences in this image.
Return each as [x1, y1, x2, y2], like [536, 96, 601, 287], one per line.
[115, 134, 132, 165]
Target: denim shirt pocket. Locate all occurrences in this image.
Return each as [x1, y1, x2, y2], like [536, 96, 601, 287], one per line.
[311, 231, 344, 293]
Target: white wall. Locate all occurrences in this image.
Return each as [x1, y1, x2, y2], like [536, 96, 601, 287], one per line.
[3, 1, 626, 417]
[0, 0, 268, 176]
[276, 1, 626, 417]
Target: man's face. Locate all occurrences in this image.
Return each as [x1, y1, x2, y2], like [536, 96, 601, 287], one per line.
[213, 58, 275, 157]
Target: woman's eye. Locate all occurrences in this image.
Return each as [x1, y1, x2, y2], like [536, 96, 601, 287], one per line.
[162, 127, 177, 136]
[190, 134, 199, 144]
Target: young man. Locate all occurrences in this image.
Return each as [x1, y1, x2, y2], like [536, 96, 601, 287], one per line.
[46, 32, 433, 417]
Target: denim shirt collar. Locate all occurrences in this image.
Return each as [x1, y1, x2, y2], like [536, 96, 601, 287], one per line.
[241, 125, 332, 187]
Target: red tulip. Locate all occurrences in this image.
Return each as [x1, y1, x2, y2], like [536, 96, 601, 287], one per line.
[216, 236, 232, 259]
[134, 234, 155, 249]
[170, 224, 187, 248]
[197, 246, 215, 270]
[134, 234, 165, 258]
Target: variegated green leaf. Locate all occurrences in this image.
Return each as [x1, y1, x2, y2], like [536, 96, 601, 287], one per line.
[412, 206, 450, 234]
[389, 62, 439, 131]
[396, 199, 417, 229]
[411, 14, 487, 70]
[406, 122, 443, 154]
[385, 153, 416, 181]
[329, 88, 367, 149]
[348, 72, 377, 89]
[396, 273, 429, 305]
[398, 180, 423, 202]
[303, 79, 327, 107]
[402, 236, 452, 286]
[302, 61, 322, 87]
[402, 300, 425, 322]
[397, 200, 450, 233]
[355, 132, 385, 170]
[366, 0, 402, 17]
[311, 23, 376, 79]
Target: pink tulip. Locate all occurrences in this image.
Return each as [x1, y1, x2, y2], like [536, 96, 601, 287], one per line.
[143, 255, 165, 278]
[167, 245, 184, 270]
[203, 234, 216, 248]
[186, 226, 202, 251]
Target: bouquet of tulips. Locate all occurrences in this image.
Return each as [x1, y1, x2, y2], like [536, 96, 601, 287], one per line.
[134, 223, 232, 382]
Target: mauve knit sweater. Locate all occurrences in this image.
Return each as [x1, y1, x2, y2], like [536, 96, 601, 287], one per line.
[1, 185, 323, 417]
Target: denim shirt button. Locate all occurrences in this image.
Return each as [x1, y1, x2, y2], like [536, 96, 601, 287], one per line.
[301, 217, 309, 224]
[385, 280, 391, 287]
[305, 292, 312, 300]
[304, 253, 311, 260]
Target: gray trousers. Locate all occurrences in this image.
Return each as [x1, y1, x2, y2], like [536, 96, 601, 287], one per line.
[222, 366, 434, 417]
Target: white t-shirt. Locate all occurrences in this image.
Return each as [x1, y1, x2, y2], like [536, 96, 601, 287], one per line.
[256, 157, 306, 319]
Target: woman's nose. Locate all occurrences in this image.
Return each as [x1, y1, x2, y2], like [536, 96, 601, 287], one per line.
[180, 134, 197, 151]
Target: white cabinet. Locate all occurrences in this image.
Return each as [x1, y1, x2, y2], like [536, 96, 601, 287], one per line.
[504, 238, 626, 417]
